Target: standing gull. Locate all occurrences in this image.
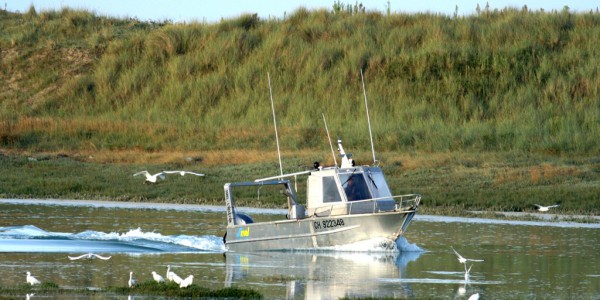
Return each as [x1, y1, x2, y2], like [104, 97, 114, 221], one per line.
[179, 275, 194, 288]
[166, 265, 172, 281]
[128, 271, 136, 288]
[26, 272, 41, 285]
[151, 271, 165, 283]
[535, 204, 560, 212]
[171, 272, 183, 285]
[166, 265, 183, 284]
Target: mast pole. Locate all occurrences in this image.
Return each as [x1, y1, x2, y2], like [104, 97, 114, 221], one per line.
[268, 72, 284, 177]
[322, 113, 338, 167]
[361, 69, 376, 164]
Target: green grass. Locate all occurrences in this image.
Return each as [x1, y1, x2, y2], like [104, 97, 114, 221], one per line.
[1, 151, 598, 216]
[106, 280, 261, 298]
[0, 281, 261, 299]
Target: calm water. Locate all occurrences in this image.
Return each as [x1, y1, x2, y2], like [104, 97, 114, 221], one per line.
[1, 199, 599, 299]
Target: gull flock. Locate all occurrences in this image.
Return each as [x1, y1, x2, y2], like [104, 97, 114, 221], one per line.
[131, 265, 194, 288]
[22, 170, 203, 292]
[25, 256, 195, 289]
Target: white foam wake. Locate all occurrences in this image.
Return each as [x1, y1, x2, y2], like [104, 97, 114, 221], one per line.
[0, 225, 69, 238]
[0, 225, 226, 252]
[76, 227, 226, 252]
[317, 236, 424, 253]
[396, 236, 425, 252]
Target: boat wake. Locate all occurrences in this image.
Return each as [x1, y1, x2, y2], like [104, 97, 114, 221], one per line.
[0, 225, 423, 256]
[321, 236, 424, 253]
[0, 225, 226, 253]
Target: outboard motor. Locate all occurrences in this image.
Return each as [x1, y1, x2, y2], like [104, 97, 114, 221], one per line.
[234, 213, 254, 224]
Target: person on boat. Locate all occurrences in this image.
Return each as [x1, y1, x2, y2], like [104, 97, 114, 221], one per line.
[343, 175, 370, 201]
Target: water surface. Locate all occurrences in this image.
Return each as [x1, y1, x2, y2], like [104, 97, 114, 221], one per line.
[1, 199, 599, 299]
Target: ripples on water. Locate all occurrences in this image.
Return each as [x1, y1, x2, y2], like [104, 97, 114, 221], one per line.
[1, 199, 599, 299]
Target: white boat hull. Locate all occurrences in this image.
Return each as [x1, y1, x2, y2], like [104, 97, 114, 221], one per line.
[225, 209, 417, 252]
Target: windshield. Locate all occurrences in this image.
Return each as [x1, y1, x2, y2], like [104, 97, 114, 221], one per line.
[339, 172, 371, 201]
[368, 171, 392, 199]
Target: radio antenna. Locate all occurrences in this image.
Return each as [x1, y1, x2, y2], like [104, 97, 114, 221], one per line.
[361, 69, 376, 165]
[268, 72, 283, 177]
[322, 113, 338, 167]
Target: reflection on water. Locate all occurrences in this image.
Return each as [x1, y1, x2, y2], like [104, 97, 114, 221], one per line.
[224, 251, 422, 299]
[1, 199, 599, 299]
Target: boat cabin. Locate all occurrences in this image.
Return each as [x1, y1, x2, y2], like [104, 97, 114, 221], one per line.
[301, 140, 398, 217]
[305, 165, 397, 217]
[224, 140, 408, 227]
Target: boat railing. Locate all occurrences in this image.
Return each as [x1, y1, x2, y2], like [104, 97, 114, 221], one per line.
[313, 194, 421, 217]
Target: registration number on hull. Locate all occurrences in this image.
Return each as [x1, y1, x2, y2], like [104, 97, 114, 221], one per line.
[313, 219, 345, 230]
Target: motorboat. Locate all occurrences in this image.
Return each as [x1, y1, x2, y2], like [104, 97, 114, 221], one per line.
[223, 139, 421, 251]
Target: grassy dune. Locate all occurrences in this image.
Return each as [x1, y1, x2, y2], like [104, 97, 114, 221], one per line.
[1, 6, 599, 214]
[2, 6, 599, 153]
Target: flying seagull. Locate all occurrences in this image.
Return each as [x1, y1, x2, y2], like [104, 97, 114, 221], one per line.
[133, 171, 165, 183]
[134, 170, 205, 183]
[133, 171, 167, 183]
[535, 204, 560, 212]
[26, 272, 41, 285]
[163, 170, 205, 177]
[452, 246, 484, 264]
[68, 253, 112, 260]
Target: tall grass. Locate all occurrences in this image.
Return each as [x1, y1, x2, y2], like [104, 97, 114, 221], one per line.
[1, 7, 599, 154]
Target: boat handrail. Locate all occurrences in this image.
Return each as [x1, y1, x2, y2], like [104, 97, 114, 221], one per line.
[312, 194, 421, 217]
[254, 170, 315, 182]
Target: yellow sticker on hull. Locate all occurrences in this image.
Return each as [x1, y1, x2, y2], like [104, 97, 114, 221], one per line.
[236, 227, 250, 238]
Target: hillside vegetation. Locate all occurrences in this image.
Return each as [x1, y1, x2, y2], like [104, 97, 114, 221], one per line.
[1, 6, 599, 214]
[1, 6, 599, 155]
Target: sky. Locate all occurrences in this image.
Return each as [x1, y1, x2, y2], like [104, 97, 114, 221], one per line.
[5, 1, 598, 23]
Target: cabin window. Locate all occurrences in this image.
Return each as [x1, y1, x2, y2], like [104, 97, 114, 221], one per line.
[339, 173, 371, 201]
[368, 171, 392, 199]
[322, 176, 342, 203]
